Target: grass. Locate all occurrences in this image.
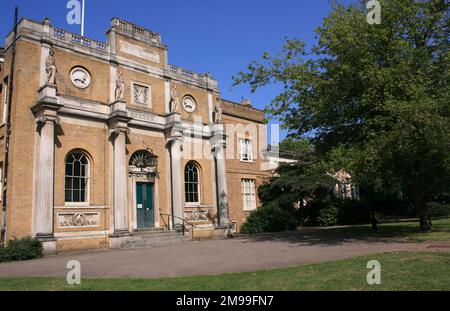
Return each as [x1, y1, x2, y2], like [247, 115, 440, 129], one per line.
[299, 217, 450, 243]
[0, 252, 449, 291]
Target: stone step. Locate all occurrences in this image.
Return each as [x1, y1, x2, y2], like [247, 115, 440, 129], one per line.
[131, 232, 187, 239]
[132, 228, 170, 235]
[121, 229, 191, 249]
[127, 235, 190, 243]
[122, 239, 190, 249]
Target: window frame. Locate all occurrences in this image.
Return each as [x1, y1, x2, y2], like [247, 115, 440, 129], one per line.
[2, 77, 9, 125]
[64, 151, 90, 205]
[184, 162, 201, 205]
[241, 179, 257, 211]
[0, 162, 3, 202]
[239, 138, 254, 162]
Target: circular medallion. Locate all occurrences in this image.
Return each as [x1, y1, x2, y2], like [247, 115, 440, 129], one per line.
[183, 96, 196, 113]
[70, 67, 91, 89]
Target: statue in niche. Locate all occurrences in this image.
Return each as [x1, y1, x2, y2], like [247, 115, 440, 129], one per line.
[115, 70, 125, 101]
[45, 48, 57, 86]
[170, 85, 179, 113]
[213, 97, 223, 123]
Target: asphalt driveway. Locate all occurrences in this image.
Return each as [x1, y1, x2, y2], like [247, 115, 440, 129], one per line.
[0, 231, 447, 279]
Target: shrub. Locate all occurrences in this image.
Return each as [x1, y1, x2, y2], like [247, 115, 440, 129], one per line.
[0, 237, 43, 262]
[0, 245, 6, 262]
[427, 202, 450, 217]
[316, 207, 339, 227]
[240, 203, 299, 234]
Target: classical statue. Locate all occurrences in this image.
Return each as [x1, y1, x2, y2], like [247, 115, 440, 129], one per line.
[45, 48, 57, 85]
[115, 70, 125, 101]
[213, 98, 223, 123]
[169, 85, 179, 113]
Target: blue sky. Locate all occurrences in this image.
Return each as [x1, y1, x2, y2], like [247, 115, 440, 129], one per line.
[0, 0, 354, 141]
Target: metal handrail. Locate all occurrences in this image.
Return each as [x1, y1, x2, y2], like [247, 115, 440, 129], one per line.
[159, 212, 197, 240]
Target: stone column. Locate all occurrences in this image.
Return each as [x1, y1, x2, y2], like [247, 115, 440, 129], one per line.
[166, 113, 184, 227]
[35, 117, 58, 236]
[212, 125, 229, 226]
[108, 102, 131, 248]
[111, 128, 129, 232]
[31, 85, 62, 254]
[170, 137, 183, 226]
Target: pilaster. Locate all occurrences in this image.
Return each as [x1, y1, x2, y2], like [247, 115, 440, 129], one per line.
[108, 100, 131, 242]
[210, 124, 230, 226]
[165, 113, 185, 226]
[31, 85, 62, 254]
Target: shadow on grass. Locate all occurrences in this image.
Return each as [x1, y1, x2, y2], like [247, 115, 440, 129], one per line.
[234, 218, 450, 246]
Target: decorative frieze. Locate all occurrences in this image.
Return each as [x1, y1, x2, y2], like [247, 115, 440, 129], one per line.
[130, 110, 155, 122]
[184, 207, 215, 222]
[58, 212, 100, 228]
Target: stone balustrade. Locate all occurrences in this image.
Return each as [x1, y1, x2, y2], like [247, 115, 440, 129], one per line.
[52, 28, 107, 51]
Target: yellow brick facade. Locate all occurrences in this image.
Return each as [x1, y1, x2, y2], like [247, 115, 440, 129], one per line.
[0, 18, 270, 252]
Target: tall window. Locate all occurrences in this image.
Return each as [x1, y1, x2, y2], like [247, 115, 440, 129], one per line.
[184, 162, 200, 204]
[2, 78, 8, 124]
[65, 152, 89, 203]
[241, 179, 257, 211]
[239, 138, 253, 162]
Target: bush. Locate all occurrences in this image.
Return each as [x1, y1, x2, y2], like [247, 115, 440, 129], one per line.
[0, 237, 43, 263]
[316, 207, 339, 227]
[0, 245, 6, 262]
[240, 203, 299, 234]
[317, 207, 339, 227]
[427, 202, 450, 217]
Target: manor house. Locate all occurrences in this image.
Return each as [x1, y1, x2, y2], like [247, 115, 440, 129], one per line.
[0, 17, 269, 253]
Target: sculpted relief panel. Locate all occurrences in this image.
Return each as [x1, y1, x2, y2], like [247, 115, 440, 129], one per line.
[57, 212, 100, 229]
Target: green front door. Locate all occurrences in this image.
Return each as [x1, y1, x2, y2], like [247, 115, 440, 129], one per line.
[136, 183, 154, 229]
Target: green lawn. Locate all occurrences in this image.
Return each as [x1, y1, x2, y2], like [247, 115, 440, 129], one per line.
[0, 252, 449, 291]
[299, 217, 450, 243]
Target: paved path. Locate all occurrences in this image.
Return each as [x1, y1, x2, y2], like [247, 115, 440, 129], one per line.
[0, 232, 448, 279]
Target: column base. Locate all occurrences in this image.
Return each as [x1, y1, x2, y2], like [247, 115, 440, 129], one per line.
[36, 234, 57, 255]
[108, 230, 131, 249]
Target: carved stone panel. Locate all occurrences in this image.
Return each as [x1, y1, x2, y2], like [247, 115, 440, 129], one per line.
[132, 83, 150, 106]
[57, 212, 100, 228]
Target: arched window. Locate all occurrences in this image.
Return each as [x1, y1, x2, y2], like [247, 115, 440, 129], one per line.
[184, 162, 200, 203]
[65, 152, 89, 203]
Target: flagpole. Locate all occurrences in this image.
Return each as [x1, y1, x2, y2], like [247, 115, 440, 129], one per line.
[81, 0, 85, 36]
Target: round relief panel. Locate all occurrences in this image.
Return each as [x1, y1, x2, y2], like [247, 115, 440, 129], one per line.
[183, 96, 196, 113]
[70, 67, 91, 89]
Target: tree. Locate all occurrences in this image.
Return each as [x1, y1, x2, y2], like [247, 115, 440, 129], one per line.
[234, 0, 450, 231]
[259, 139, 337, 226]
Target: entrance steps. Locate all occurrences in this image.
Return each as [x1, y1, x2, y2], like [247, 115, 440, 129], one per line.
[121, 228, 191, 250]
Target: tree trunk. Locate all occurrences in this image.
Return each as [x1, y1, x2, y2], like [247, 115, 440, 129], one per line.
[371, 211, 378, 231]
[412, 174, 431, 231]
[299, 199, 305, 227]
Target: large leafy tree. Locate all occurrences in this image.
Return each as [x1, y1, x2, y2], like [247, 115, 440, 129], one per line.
[234, 0, 450, 230]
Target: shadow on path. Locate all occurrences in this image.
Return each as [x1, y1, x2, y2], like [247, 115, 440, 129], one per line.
[233, 220, 449, 246]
